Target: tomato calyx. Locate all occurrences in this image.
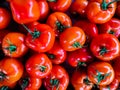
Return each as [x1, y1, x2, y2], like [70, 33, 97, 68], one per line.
[101, 0, 120, 10]
[46, 53, 56, 59]
[0, 71, 7, 81]
[50, 78, 59, 90]
[108, 30, 115, 35]
[20, 77, 29, 89]
[95, 70, 111, 84]
[0, 86, 9, 90]
[37, 65, 47, 72]
[83, 77, 92, 86]
[99, 46, 108, 56]
[22, 24, 40, 40]
[77, 61, 87, 69]
[72, 42, 82, 48]
[56, 21, 69, 33]
[4, 39, 16, 54]
[47, 0, 57, 2]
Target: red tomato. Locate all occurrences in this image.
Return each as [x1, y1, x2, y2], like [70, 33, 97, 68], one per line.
[0, 58, 24, 87]
[74, 20, 98, 43]
[43, 65, 69, 90]
[86, 0, 117, 24]
[47, 0, 72, 12]
[37, 0, 50, 21]
[87, 61, 115, 86]
[60, 26, 86, 51]
[99, 78, 119, 90]
[46, 12, 72, 37]
[9, 0, 40, 24]
[19, 73, 42, 90]
[2, 32, 28, 58]
[23, 23, 55, 53]
[98, 18, 120, 39]
[46, 40, 67, 64]
[71, 69, 93, 90]
[25, 53, 52, 78]
[67, 47, 94, 68]
[90, 34, 120, 61]
[0, 8, 11, 29]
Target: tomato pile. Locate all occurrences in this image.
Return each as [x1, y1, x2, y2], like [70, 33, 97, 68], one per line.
[0, 0, 120, 90]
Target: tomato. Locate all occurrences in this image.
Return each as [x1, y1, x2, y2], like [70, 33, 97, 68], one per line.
[98, 18, 120, 39]
[47, 0, 72, 12]
[70, 0, 88, 18]
[0, 58, 23, 87]
[2, 32, 28, 58]
[8, 0, 40, 24]
[0, 7, 11, 29]
[74, 20, 98, 44]
[37, 0, 50, 21]
[86, 0, 117, 24]
[19, 73, 42, 90]
[46, 40, 67, 64]
[115, 1, 120, 17]
[99, 78, 119, 90]
[67, 47, 94, 68]
[71, 69, 93, 90]
[25, 53, 52, 78]
[23, 23, 55, 53]
[46, 12, 72, 37]
[90, 34, 120, 61]
[43, 65, 69, 90]
[0, 82, 16, 90]
[60, 26, 86, 51]
[87, 61, 115, 86]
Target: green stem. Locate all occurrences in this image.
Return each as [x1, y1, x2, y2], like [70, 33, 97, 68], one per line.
[22, 24, 40, 40]
[83, 77, 91, 86]
[99, 46, 108, 56]
[72, 42, 82, 48]
[39, 66, 47, 72]
[101, 0, 120, 10]
[46, 53, 56, 59]
[20, 77, 29, 89]
[108, 30, 115, 35]
[0, 86, 9, 90]
[78, 61, 87, 67]
[50, 79, 59, 90]
[47, 0, 57, 2]
[0, 72, 6, 81]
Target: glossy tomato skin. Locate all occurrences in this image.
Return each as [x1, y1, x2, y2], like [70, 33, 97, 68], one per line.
[46, 40, 67, 64]
[90, 34, 120, 61]
[2, 32, 28, 58]
[67, 47, 94, 68]
[9, 0, 40, 24]
[43, 65, 69, 90]
[70, 0, 88, 18]
[0, 58, 24, 87]
[47, 0, 72, 12]
[87, 61, 115, 86]
[26, 53, 52, 78]
[74, 20, 98, 43]
[37, 0, 49, 21]
[99, 78, 119, 90]
[60, 27, 86, 51]
[19, 73, 42, 90]
[86, 0, 117, 24]
[46, 12, 72, 37]
[0, 8, 11, 29]
[98, 18, 120, 39]
[71, 69, 93, 90]
[25, 23, 55, 53]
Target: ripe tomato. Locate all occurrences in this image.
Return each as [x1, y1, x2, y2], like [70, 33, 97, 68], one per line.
[98, 18, 120, 39]
[87, 61, 115, 86]
[70, 0, 88, 18]
[60, 27, 86, 51]
[90, 34, 120, 61]
[47, 0, 72, 12]
[46, 12, 72, 37]
[25, 53, 52, 78]
[9, 0, 40, 24]
[71, 69, 93, 90]
[46, 40, 67, 64]
[67, 47, 94, 68]
[19, 73, 42, 90]
[0, 58, 24, 87]
[43, 65, 69, 90]
[99, 78, 119, 90]
[37, 0, 49, 21]
[74, 20, 98, 44]
[2, 32, 28, 58]
[0, 7, 11, 29]
[23, 23, 55, 53]
[86, 0, 117, 24]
